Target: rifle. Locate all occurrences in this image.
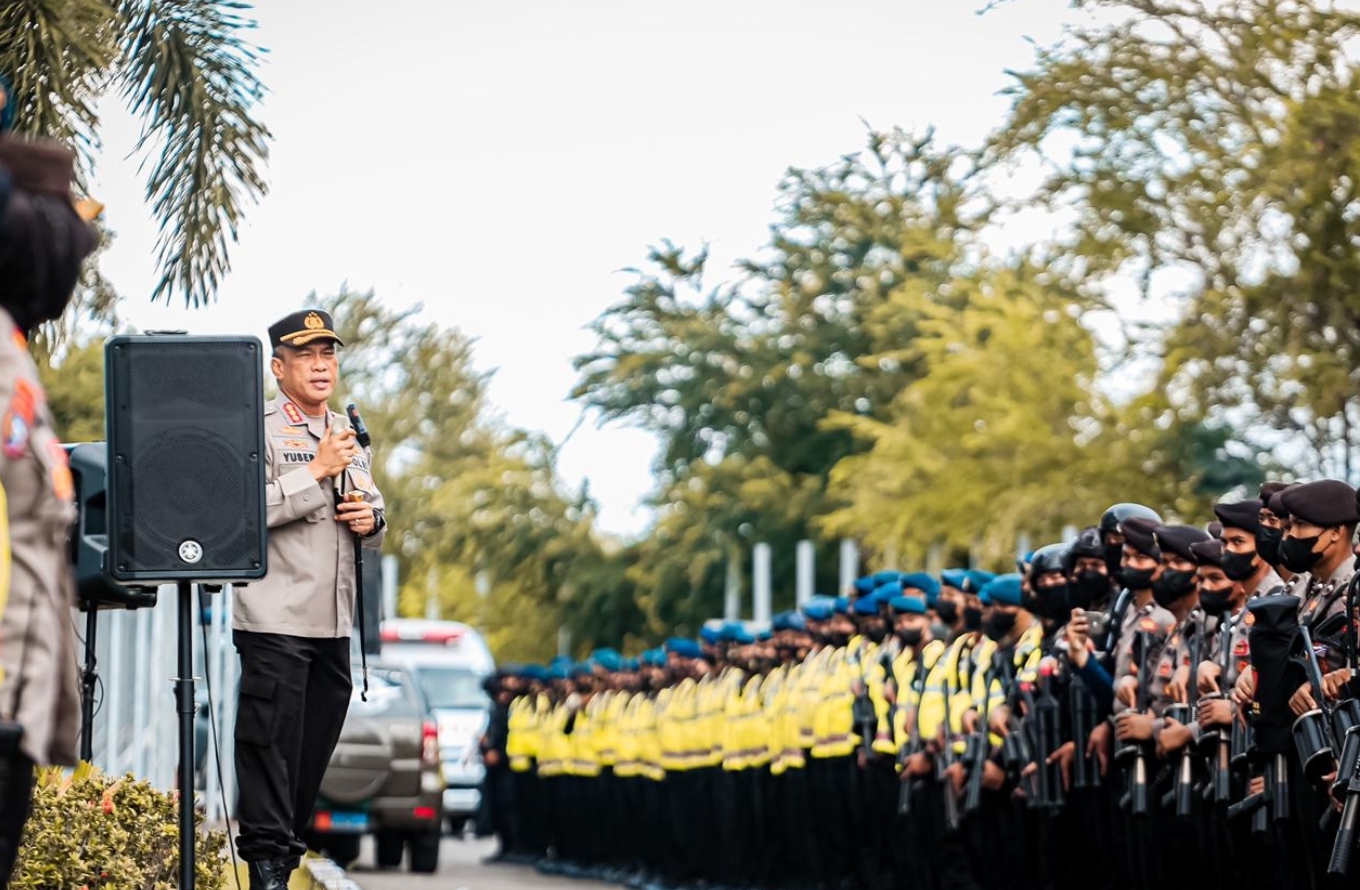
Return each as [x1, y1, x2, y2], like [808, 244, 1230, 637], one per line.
[896, 646, 929, 816]
[1292, 625, 1338, 785]
[1032, 661, 1066, 812]
[1330, 574, 1360, 877]
[850, 645, 877, 756]
[1070, 673, 1100, 790]
[937, 657, 961, 833]
[1202, 611, 1238, 807]
[1167, 615, 1202, 818]
[1116, 630, 1153, 816]
[963, 650, 1000, 817]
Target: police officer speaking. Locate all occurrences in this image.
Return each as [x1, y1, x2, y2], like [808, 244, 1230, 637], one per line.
[234, 309, 386, 890]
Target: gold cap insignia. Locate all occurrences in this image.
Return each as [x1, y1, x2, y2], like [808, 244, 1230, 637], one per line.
[303, 312, 325, 331]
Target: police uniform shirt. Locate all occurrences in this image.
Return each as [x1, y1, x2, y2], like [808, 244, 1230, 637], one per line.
[1111, 602, 1174, 715]
[233, 395, 387, 638]
[1287, 557, 1354, 630]
[0, 310, 80, 766]
[1207, 607, 1252, 690]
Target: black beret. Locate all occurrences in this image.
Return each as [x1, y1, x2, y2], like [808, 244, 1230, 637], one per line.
[1280, 479, 1358, 528]
[1154, 524, 1212, 562]
[269, 309, 345, 350]
[1206, 520, 1223, 539]
[1258, 481, 1289, 503]
[1189, 538, 1224, 568]
[1120, 516, 1161, 559]
[1266, 483, 1301, 520]
[1213, 499, 1262, 534]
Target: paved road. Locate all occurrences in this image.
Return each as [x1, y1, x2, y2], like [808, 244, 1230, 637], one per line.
[348, 836, 616, 890]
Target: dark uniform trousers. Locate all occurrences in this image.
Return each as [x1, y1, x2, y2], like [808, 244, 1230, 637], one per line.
[234, 630, 352, 862]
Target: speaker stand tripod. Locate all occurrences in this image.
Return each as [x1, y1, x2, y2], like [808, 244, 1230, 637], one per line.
[78, 607, 99, 763]
[174, 580, 197, 890]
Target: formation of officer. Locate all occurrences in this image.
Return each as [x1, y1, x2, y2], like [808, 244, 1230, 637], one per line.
[487, 482, 1360, 890]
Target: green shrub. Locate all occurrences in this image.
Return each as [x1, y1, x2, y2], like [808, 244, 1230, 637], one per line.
[11, 763, 230, 890]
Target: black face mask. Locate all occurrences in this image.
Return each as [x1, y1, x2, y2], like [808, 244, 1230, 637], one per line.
[829, 631, 851, 648]
[1151, 569, 1196, 608]
[1027, 585, 1071, 622]
[1103, 543, 1124, 580]
[865, 625, 889, 644]
[1198, 585, 1235, 616]
[1280, 534, 1324, 574]
[963, 606, 984, 632]
[935, 600, 960, 625]
[1256, 526, 1283, 566]
[1220, 549, 1258, 582]
[983, 611, 1018, 641]
[1119, 566, 1156, 591]
[897, 628, 924, 648]
[1071, 570, 1109, 610]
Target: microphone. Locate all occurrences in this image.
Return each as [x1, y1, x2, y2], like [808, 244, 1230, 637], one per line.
[346, 403, 371, 448]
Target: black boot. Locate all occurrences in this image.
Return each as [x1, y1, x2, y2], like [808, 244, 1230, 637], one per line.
[247, 858, 291, 890]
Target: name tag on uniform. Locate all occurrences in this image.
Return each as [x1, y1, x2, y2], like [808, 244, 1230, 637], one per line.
[279, 449, 315, 464]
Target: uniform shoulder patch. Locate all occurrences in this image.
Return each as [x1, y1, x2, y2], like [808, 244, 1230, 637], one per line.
[2, 379, 39, 459]
[281, 401, 304, 424]
[46, 439, 73, 502]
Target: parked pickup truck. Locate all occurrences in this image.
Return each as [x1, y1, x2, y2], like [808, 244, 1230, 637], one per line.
[305, 663, 445, 872]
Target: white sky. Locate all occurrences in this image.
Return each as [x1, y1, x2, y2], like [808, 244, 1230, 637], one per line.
[90, 0, 1086, 538]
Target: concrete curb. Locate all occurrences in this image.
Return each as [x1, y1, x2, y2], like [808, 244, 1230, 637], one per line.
[297, 856, 364, 890]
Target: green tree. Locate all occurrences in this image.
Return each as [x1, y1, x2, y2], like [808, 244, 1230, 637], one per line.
[986, 0, 1360, 480]
[573, 131, 980, 630]
[0, 0, 271, 307]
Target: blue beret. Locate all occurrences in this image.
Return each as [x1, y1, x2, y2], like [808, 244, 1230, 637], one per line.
[941, 568, 969, 590]
[666, 638, 703, 659]
[719, 621, 748, 643]
[771, 610, 799, 632]
[853, 576, 877, 594]
[756, 629, 772, 641]
[964, 570, 996, 593]
[833, 596, 852, 616]
[803, 601, 833, 621]
[522, 664, 549, 683]
[871, 571, 903, 585]
[899, 572, 941, 602]
[979, 573, 1024, 607]
[889, 595, 928, 615]
[572, 661, 594, 677]
[549, 655, 573, 670]
[641, 648, 667, 667]
[732, 627, 756, 644]
[853, 594, 884, 616]
[548, 663, 572, 681]
[591, 648, 623, 672]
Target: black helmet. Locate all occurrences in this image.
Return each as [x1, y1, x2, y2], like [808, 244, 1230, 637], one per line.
[1064, 527, 1105, 572]
[1099, 503, 1162, 536]
[1028, 542, 1070, 583]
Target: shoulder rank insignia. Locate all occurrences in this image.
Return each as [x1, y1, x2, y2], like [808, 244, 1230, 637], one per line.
[281, 401, 304, 424]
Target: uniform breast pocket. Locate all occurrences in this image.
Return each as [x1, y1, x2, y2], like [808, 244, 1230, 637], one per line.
[236, 675, 278, 747]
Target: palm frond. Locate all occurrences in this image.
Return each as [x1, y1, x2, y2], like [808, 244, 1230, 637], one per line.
[118, 0, 270, 307]
[0, 0, 119, 161]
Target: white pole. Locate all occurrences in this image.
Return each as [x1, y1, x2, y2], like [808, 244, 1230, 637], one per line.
[425, 566, 440, 621]
[839, 539, 858, 595]
[382, 554, 399, 621]
[724, 554, 740, 621]
[796, 540, 815, 606]
[753, 543, 772, 626]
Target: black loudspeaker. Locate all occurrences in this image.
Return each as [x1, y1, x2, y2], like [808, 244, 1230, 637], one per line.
[105, 334, 268, 583]
[64, 442, 157, 609]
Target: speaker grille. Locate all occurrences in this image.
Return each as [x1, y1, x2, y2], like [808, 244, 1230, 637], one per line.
[106, 336, 267, 582]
